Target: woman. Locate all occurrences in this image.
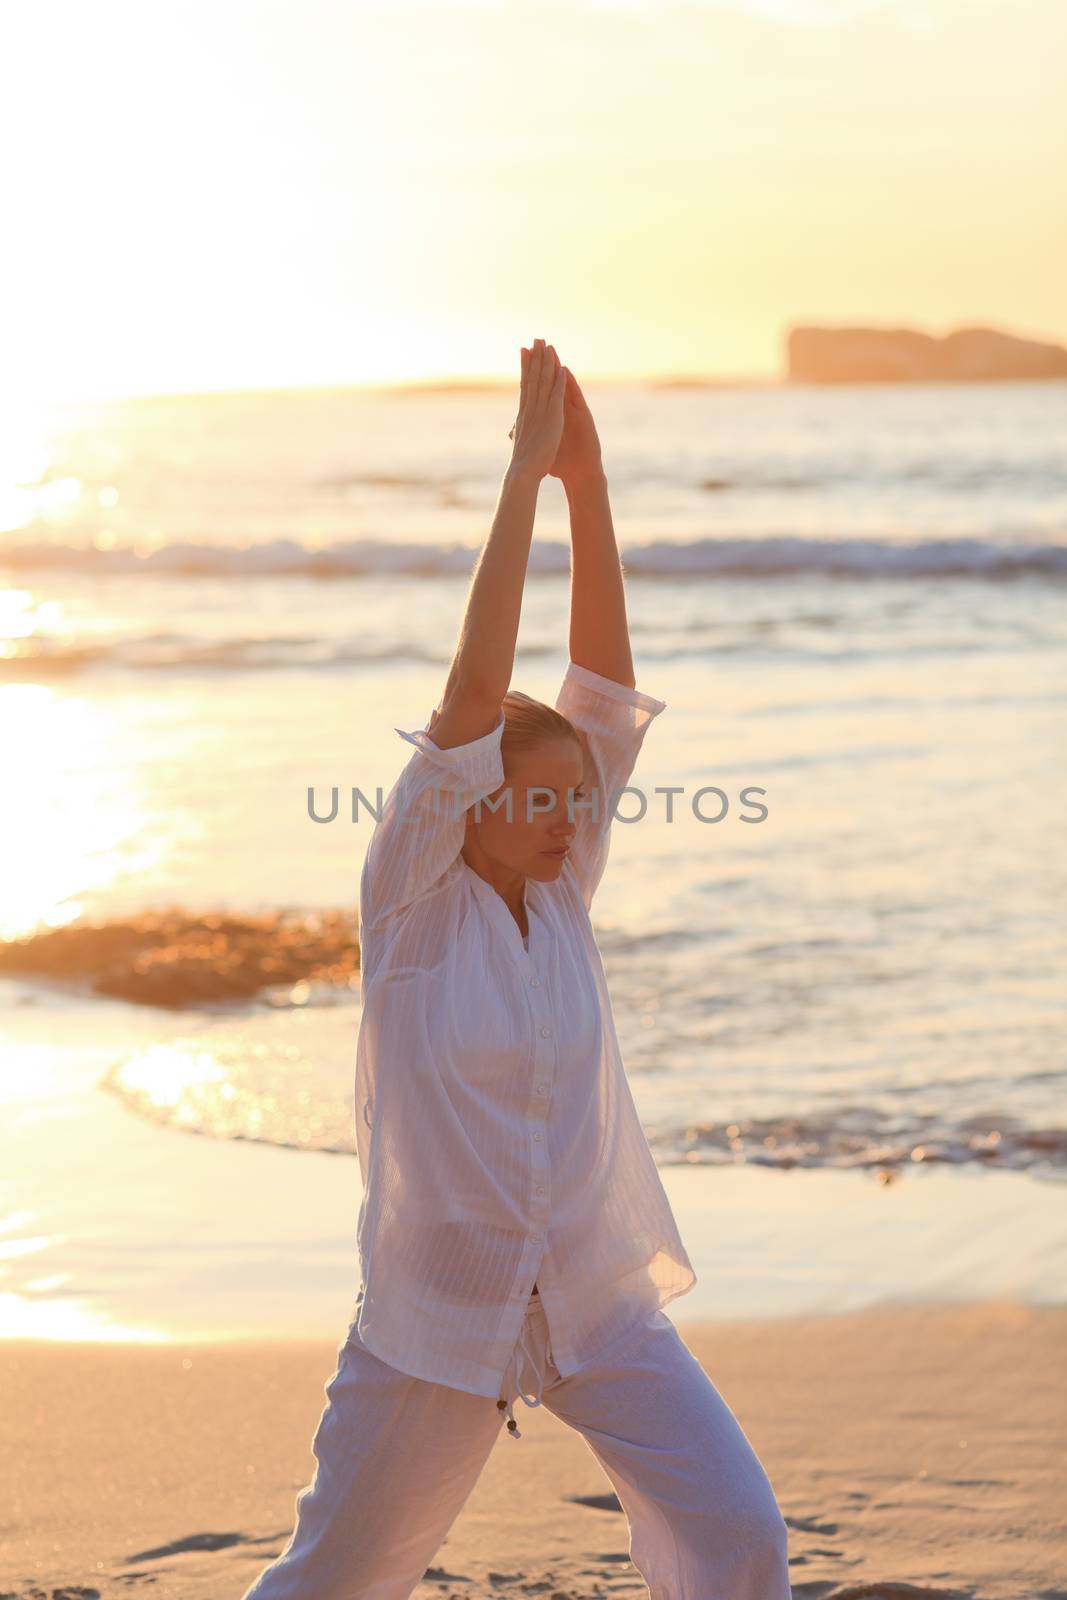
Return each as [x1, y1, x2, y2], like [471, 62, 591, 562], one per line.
[242, 341, 791, 1599]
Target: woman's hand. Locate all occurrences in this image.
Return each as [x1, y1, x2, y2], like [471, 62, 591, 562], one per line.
[547, 367, 604, 488]
[507, 339, 566, 481]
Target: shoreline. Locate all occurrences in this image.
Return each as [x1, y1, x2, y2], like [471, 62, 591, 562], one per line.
[3, 1296, 1063, 1598]
[4, 1066, 1065, 1343]
[3, 1012, 1065, 1343]
[3, 985, 1064, 1347]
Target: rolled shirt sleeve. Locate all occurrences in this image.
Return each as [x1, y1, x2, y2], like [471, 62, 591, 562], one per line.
[359, 710, 506, 930]
[553, 662, 667, 911]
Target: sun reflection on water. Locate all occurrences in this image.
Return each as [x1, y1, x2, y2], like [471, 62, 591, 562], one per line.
[0, 1291, 171, 1343]
[116, 1044, 229, 1114]
[0, 589, 67, 661]
[0, 682, 158, 939]
[0, 1212, 170, 1342]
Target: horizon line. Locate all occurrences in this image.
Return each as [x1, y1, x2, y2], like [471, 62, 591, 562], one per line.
[42, 371, 780, 409]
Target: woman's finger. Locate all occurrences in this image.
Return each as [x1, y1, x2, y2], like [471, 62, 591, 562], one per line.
[546, 345, 559, 408]
[534, 339, 550, 409]
[550, 361, 566, 419]
[531, 339, 545, 407]
[538, 343, 557, 413]
[519, 346, 529, 416]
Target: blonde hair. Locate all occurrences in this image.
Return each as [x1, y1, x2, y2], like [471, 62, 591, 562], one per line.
[501, 690, 583, 769]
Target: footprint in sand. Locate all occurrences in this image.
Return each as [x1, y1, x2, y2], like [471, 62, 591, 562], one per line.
[562, 1491, 624, 1513]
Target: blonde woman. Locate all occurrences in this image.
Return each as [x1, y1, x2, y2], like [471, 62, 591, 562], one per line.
[243, 341, 791, 1599]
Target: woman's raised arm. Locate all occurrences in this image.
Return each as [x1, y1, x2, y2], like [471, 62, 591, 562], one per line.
[358, 340, 566, 932]
[555, 369, 635, 689]
[550, 370, 667, 910]
[429, 339, 567, 751]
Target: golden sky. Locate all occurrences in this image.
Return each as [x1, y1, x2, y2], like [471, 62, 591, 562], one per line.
[2, 0, 1063, 403]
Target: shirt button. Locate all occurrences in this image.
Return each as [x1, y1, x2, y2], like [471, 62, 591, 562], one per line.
[535, 1082, 547, 1094]
[533, 1131, 542, 1141]
[539, 1026, 551, 1037]
[530, 976, 540, 987]
[534, 1185, 544, 1195]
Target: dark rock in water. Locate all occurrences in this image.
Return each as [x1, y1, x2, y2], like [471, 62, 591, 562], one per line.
[0, 907, 361, 1008]
[786, 322, 1067, 383]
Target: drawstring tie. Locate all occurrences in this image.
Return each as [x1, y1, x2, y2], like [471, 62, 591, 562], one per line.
[496, 1302, 548, 1440]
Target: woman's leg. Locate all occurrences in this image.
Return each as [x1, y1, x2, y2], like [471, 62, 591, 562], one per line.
[541, 1307, 792, 1600]
[240, 1317, 503, 1600]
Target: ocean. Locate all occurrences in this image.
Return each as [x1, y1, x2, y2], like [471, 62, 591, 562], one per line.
[2, 376, 1065, 1340]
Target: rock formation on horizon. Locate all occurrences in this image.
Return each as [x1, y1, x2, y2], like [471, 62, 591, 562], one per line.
[786, 323, 1067, 383]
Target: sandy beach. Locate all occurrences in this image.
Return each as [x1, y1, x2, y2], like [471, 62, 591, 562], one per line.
[3, 1297, 1063, 1600]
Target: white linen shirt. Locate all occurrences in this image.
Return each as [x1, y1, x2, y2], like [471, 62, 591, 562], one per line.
[353, 660, 696, 1401]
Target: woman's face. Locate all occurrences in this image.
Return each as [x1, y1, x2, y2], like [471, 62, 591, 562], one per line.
[466, 736, 585, 880]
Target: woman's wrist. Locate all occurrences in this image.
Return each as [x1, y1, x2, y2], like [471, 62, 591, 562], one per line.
[504, 457, 545, 492]
[563, 465, 608, 500]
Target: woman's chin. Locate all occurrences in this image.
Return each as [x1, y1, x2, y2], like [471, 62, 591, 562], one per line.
[531, 850, 569, 876]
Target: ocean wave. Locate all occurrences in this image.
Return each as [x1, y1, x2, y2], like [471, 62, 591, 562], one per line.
[647, 1107, 1067, 1177]
[0, 631, 565, 677]
[2, 532, 1065, 581]
[96, 1041, 1066, 1178]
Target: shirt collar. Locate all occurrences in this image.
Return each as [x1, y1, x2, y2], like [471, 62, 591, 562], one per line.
[460, 858, 538, 964]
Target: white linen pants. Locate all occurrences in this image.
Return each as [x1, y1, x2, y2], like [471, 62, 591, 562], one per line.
[241, 1289, 791, 1600]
